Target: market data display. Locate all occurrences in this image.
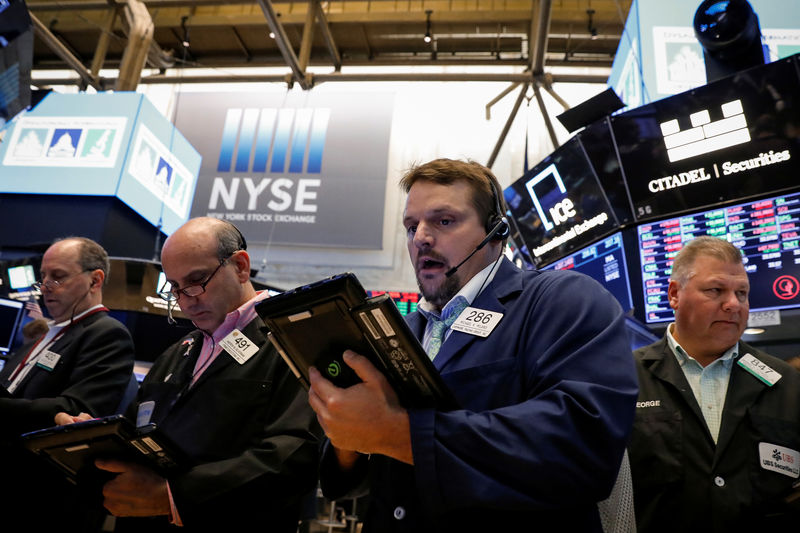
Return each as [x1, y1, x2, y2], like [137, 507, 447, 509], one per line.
[638, 190, 800, 323]
[543, 232, 633, 312]
[367, 290, 419, 316]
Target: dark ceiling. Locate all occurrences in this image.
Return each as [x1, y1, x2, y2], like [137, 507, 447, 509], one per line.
[24, 0, 633, 87]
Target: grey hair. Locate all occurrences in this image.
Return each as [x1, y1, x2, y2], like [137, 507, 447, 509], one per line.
[670, 236, 743, 286]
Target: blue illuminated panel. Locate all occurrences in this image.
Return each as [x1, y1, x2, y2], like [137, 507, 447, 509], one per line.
[542, 232, 634, 312]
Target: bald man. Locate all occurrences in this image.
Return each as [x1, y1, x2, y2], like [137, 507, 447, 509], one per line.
[88, 218, 320, 532]
[0, 237, 134, 436]
[1, 237, 135, 532]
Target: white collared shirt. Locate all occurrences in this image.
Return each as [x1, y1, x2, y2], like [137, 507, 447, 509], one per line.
[666, 323, 737, 444]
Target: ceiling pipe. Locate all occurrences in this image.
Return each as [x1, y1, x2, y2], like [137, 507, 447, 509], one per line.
[33, 71, 609, 86]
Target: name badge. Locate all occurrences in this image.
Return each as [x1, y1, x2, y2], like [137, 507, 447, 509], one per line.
[450, 307, 503, 337]
[738, 353, 782, 386]
[137, 400, 155, 427]
[36, 350, 61, 371]
[759, 442, 800, 478]
[219, 329, 260, 364]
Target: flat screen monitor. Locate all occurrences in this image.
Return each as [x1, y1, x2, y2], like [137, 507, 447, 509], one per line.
[637, 189, 800, 323]
[542, 232, 634, 312]
[7, 264, 35, 289]
[0, 296, 24, 354]
[367, 290, 420, 317]
[504, 134, 619, 268]
[611, 54, 800, 222]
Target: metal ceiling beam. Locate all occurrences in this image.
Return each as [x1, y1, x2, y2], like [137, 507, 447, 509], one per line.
[30, 12, 101, 90]
[33, 71, 609, 87]
[314, 0, 341, 71]
[297, 0, 315, 72]
[487, 82, 529, 169]
[89, 7, 116, 78]
[530, 0, 552, 75]
[255, 0, 309, 89]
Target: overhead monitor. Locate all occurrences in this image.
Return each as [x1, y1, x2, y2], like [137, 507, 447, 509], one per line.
[0, 0, 32, 124]
[611, 54, 800, 222]
[0, 296, 24, 354]
[7, 264, 35, 289]
[542, 232, 634, 312]
[637, 189, 800, 323]
[504, 134, 619, 268]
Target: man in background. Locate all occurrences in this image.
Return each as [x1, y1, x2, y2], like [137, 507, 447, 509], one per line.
[0, 236, 135, 530]
[310, 159, 638, 531]
[629, 236, 800, 532]
[61, 217, 321, 532]
[0, 236, 134, 435]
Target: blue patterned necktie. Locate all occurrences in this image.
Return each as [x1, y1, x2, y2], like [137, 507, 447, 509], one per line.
[427, 296, 469, 360]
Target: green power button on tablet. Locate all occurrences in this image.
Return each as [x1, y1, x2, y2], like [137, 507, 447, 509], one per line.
[327, 361, 341, 378]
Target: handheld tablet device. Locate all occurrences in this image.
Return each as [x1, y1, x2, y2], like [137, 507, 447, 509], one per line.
[21, 414, 185, 483]
[255, 272, 459, 410]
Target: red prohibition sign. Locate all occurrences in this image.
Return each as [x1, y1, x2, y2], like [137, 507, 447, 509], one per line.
[773, 275, 800, 300]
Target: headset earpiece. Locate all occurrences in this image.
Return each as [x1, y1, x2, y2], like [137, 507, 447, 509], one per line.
[486, 179, 510, 240]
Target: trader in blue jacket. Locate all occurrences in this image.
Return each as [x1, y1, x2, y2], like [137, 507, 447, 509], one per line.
[309, 158, 639, 532]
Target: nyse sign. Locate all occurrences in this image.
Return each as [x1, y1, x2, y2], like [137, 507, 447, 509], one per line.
[175, 92, 394, 249]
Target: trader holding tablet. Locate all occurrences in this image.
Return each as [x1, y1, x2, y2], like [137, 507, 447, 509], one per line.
[0, 237, 134, 436]
[61, 218, 320, 532]
[309, 159, 639, 531]
[1, 237, 135, 531]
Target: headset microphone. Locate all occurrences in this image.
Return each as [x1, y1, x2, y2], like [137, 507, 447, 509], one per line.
[445, 216, 508, 277]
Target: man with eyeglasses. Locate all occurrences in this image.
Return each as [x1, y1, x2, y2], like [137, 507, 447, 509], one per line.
[0, 236, 135, 435]
[60, 217, 320, 532]
[0, 236, 135, 531]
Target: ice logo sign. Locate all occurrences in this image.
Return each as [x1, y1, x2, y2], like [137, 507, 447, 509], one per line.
[660, 99, 750, 163]
[217, 107, 330, 174]
[525, 164, 576, 232]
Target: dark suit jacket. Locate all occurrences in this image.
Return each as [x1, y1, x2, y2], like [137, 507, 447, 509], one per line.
[117, 315, 321, 532]
[630, 336, 800, 533]
[0, 309, 135, 437]
[321, 259, 639, 532]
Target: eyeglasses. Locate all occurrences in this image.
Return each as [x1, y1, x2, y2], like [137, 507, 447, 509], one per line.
[157, 256, 231, 302]
[33, 270, 91, 292]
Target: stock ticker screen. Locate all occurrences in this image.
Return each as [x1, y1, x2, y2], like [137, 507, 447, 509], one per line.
[638, 190, 800, 323]
[367, 290, 420, 316]
[542, 232, 634, 312]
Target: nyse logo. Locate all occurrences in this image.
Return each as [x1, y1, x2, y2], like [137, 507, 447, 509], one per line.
[525, 164, 575, 231]
[217, 107, 330, 174]
[660, 99, 750, 163]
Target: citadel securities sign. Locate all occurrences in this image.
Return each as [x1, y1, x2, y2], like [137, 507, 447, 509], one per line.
[174, 91, 394, 249]
[610, 55, 800, 222]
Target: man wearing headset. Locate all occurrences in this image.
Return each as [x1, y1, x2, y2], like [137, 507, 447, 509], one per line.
[0, 236, 135, 531]
[0, 236, 134, 435]
[310, 159, 638, 531]
[59, 217, 321, 532]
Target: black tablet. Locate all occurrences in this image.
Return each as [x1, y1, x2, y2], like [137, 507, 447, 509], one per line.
[255, 272, 458, 410]
[21, 414, 185, 483]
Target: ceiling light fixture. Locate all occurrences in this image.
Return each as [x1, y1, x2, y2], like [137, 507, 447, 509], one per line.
[423, 10, 432, 43]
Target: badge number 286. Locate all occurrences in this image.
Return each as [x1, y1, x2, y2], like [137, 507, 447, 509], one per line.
[451, 307, 503, 337]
